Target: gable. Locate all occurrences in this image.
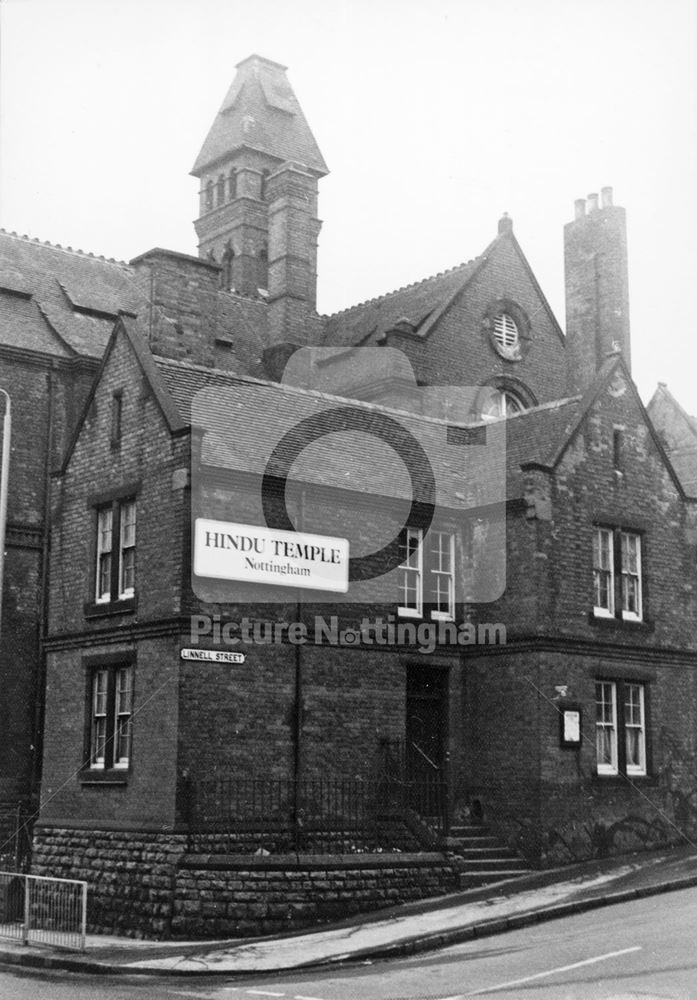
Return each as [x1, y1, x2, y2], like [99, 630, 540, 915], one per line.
[366, 232, 565, 406]
[647, 386, 697, 498]
[59, 317, 186, 480]
[554, 362, 688, 501]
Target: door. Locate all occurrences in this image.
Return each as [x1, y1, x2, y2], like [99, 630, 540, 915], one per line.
[405, 665, 448, 817]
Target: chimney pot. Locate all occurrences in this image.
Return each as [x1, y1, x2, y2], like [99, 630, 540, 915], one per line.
[587, 192, 599, 213]
[601, 186, 613, 208]
[574, 198, 586, 220]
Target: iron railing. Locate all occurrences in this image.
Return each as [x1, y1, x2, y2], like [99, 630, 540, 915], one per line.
[0, 803, 33, 872]
[187, 775, 448, 854]
[0, 871, 87, 952]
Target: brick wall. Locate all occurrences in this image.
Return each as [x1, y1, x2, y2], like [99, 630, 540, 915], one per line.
[40, 637, 180, 829]
[41, 325, 188, 828]
[547, 370, 696, 649]
[381, 234, 568, 406]
[565, 198, 631, 393]
[130, 250, 220, 366]
[177, 641, 409, 788]
[0, 355, 94, 807]
[48, 330, 188, 635]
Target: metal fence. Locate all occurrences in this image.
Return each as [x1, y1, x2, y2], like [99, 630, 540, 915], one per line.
[187, 775, 449, 853]
[0, 871, 87, 951]
[0, 803, 33, 872]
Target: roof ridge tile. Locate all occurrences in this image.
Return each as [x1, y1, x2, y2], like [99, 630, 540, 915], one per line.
[327, 256, 481, 319]
[0, 227, 130, 268]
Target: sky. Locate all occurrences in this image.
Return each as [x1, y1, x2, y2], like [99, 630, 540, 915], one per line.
[0, 0, 695, 409]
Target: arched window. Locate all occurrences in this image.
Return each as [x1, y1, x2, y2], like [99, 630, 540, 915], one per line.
[260, 169, 270, 201]
[216, 174, 226, 206]
[257, 245, 268, 292]
[205, 180, 214, 211]
[481, 388, 525, 420]
[477, 378, 536, 421]
[221, 242, 234, 291]
[228, 169, 237, 200]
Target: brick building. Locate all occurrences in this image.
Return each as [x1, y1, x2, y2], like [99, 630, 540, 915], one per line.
[1, 55, 696, 935]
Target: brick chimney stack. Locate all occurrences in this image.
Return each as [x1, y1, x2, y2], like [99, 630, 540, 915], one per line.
[266, 161, 322, 345]
[564, 187, 631, 394]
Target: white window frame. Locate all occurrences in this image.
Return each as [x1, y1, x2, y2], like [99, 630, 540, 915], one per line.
[624, 682, 647, 776]
[595, 680, 618, 775]
[620, 531, 642, 622]
[113, 665, 134, 769]
[596, 679, 647, 777]
[398, 528, 423, 618]
[398, 528, 456, 620]
[593, 527, 643, 622]
[95, 507, 113, 604]
[89, 668, 109, 769]
[593, 527, 615, 618]
[88, 663, 134, 771]
[429, 530, 455, 621]
[118, 500, 136, 599]
[94, 499, 136, 603]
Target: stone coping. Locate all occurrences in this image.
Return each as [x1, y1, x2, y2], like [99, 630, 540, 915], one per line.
[180, 852, 450, 870]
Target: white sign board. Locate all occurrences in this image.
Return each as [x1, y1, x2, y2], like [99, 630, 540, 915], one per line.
[194, 519, 350, 593]
[181, 648, 246, 664]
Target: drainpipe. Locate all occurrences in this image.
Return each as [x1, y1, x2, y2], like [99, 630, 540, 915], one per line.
[32, 369, 57, 800]
[293, 489, 306, 853]
[0, 388, 12, 643]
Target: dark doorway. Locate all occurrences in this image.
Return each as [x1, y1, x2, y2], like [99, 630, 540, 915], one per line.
[405, 665, 448, 817]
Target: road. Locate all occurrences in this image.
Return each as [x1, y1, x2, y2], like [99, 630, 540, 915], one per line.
[1, 887, 696, 999]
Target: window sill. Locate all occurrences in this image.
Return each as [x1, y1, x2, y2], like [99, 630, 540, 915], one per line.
[588, 613, 654, 633]
[591, 773, 657, 787]
[84, 596, 136, 619]
[397, 609, 456, 622]
[79, 769, 129, 787]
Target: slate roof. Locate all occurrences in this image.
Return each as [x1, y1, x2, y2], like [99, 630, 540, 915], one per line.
[0, 230, 141, 358]
[0, 230, 271, 370]
[155, 355, 582, 505]
[648, 383, 697, 497]
[322, 255, 486, 347]
[672, 452, 697, 497]
[0, 292, 72, 356]
[191, 55, 328, 177]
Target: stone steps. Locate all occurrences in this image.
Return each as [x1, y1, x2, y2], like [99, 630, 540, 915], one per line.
[445, 823, 534, 889]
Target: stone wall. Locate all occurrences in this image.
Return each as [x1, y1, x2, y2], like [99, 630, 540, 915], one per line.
[174, 854, 461, 938]
[32, 826, 187, 938]
[32, 826, 462, 939]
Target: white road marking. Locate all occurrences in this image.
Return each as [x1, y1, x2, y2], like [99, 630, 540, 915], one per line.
[458, 946, 643, 996]
[247, 992, 286, 998]
[172, 992, 224, 1000]
[294, 995, 329, 1000]
[173, 991, 224, 1000]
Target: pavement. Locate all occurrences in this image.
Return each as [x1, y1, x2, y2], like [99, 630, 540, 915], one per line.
[2, 844, 697, 977]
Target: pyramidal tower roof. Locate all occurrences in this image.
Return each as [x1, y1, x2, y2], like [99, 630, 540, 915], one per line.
[191, 54, 328, 177]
